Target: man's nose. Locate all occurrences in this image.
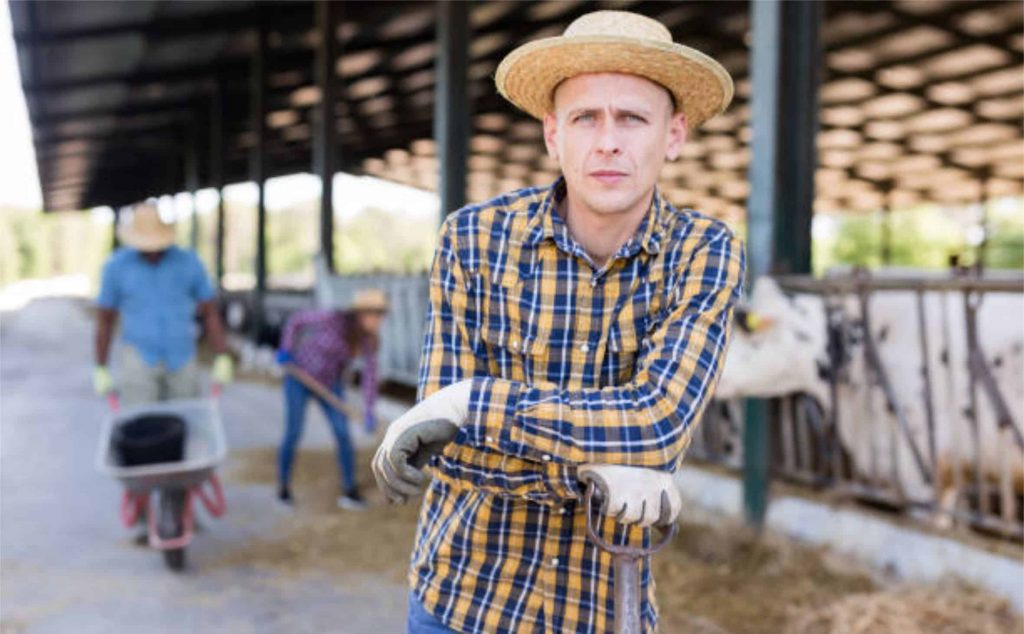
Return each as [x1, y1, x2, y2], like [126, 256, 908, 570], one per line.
[594, 120, 622, 156]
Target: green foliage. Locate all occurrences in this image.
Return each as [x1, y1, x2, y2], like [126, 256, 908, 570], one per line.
[335, 206, 436, 275]
[0, 207, 111, 288]
[812, 201, 1023, 275]
[985, 199, 1024, 269]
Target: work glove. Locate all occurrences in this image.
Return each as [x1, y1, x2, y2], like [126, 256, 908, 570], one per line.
[93, 365, 114, 396]
[372, 379, 472, 504]
[275, 349, 293, 365]
[578, 465, 683, 528]
[212, 353, 234, 384]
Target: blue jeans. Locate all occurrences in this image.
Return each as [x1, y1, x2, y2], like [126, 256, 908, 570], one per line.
[407, 593, 456, 633]
[278, 375, 356, 491]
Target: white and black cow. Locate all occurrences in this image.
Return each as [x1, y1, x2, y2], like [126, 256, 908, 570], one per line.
[715, 275, 1024, 528]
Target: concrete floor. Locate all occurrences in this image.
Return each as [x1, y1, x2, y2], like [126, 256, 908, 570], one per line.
[0, 297, 408, 633]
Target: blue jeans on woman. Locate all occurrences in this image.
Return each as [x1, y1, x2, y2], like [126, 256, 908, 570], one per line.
[278, 375, 356, 492]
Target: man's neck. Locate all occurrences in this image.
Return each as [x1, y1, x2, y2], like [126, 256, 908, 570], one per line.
[557, 193, 652, 268]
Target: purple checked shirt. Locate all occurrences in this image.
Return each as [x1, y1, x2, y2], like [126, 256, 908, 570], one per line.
[280, 310, 379, 428]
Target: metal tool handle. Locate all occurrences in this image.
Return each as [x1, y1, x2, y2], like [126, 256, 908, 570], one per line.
[584, 481, 678, 634]
[583, 481, 678, 556]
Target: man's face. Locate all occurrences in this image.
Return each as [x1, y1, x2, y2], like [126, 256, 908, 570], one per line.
[543, 73, 687, 220]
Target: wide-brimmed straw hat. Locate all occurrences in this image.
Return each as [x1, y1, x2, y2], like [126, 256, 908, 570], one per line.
[117, 203, 176, 251]
[350, 288, 389, 313]
[495, 10, 733, 128]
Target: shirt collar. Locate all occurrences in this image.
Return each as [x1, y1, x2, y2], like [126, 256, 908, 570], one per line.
[523, 177, 665, 258]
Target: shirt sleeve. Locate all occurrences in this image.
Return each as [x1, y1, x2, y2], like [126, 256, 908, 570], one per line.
[465, 228, 746, 472]
[418, 217, 578, 501]
[96, 256, 120, 309]
[189, 251, 216, 303]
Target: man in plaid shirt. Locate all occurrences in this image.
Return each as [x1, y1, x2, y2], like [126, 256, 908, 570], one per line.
[374, 10, 745, 633]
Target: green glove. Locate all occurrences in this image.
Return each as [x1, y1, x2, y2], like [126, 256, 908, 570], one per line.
[212, 353, 234, 384]
[93, 365, 114, 395]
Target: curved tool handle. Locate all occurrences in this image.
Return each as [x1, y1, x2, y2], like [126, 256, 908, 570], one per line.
[583, 481, 678, 557]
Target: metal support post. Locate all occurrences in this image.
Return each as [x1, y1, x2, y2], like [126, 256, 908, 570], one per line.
[435, 1, 470, 219]
[744, 0, 822, 529]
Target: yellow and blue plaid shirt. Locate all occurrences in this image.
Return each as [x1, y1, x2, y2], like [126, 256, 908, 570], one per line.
[411, 178, 745, 633]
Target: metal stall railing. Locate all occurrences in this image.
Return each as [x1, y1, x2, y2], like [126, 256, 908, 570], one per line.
[691, 271, 1024, 541]
[314, 261, 429, 387]
[315, 262, 1024, 541]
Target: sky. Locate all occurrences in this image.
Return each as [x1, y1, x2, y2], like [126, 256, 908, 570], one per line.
[0, 1, 42, 210]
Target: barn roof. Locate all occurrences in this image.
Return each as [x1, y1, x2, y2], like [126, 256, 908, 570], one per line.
[10, 0, 1024, 216]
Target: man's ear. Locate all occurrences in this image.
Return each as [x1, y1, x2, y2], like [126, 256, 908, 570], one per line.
[542, 112, 559, 162]
[665, 113, 688, 161]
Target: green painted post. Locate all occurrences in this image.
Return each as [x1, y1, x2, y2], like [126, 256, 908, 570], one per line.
[743, 399, 769, 529]
[744, 0, 821, 530]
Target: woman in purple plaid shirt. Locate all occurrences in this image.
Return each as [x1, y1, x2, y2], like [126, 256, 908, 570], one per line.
[275, 289, 388, 509]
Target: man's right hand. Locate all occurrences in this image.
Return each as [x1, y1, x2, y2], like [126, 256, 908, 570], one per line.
[371, 380, 472, 504]
[93, 365, 114, 396]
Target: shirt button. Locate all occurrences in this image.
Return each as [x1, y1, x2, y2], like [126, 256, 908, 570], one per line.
[579, 343, 590, 353]
[485, 435, 494, 443]
[542, 454, 552, 462]
[510, 339, 519, 351]
[590, 278, 598, 287]
[551, 557, 559, 566]
[558, 507, 567, 514]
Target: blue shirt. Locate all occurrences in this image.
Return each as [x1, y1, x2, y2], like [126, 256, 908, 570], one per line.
[97, 246, 215, 370]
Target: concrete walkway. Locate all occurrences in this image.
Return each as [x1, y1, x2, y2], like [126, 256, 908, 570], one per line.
[1, 297, 408, 633]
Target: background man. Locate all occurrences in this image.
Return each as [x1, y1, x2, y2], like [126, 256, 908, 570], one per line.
[375, 11, 745, 633]
[94, 203, 232, 405]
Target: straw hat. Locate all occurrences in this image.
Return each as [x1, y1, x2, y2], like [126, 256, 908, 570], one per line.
[117, 204, 176, 251]
[350, 288, 389, 313]
[495, 10, 733, 128]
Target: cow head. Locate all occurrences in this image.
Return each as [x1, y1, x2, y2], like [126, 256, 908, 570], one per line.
[716, 276, 832, 410]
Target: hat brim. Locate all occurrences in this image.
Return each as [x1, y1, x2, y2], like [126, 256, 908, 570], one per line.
[117, 225, 176, 251]
[495, 36, 734, 128]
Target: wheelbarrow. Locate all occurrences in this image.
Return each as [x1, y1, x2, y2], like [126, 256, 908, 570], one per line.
[95, 392, 228, 571]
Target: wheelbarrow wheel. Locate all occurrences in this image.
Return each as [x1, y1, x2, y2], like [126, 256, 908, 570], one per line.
[158, 488, 187, 571]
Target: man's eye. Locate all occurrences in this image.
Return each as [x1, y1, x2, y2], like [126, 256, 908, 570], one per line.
[624, 114, 646, 123]
[573, 113, 595, 123]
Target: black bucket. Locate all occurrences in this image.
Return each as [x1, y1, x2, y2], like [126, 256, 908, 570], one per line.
[113, 414, 187, 466]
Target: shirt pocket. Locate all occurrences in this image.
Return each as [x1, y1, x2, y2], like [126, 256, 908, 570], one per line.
[479, 318, 551, 384]
[604, 319, 643, 387]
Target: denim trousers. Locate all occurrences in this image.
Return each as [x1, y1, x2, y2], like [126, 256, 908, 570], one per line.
[278, 375, 356, 491]
[407, 593, 457, 633]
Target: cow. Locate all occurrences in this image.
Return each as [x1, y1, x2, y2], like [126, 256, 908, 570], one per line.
[715, 274, 1024, 531]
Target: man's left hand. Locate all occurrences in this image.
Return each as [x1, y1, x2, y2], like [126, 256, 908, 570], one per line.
[212, 353, 234, 384]
[372, 379, 472, 504]
[578, 465, 682, 528]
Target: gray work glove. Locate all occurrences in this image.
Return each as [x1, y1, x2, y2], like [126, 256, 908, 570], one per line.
[372, 380, 473, 504]
[578, 465, 683, 528]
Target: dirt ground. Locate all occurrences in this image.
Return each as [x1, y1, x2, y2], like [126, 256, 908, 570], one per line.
[222, 447, 1021, 634]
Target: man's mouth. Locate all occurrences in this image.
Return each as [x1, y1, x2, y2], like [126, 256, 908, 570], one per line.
[589, 170, 628, 185]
